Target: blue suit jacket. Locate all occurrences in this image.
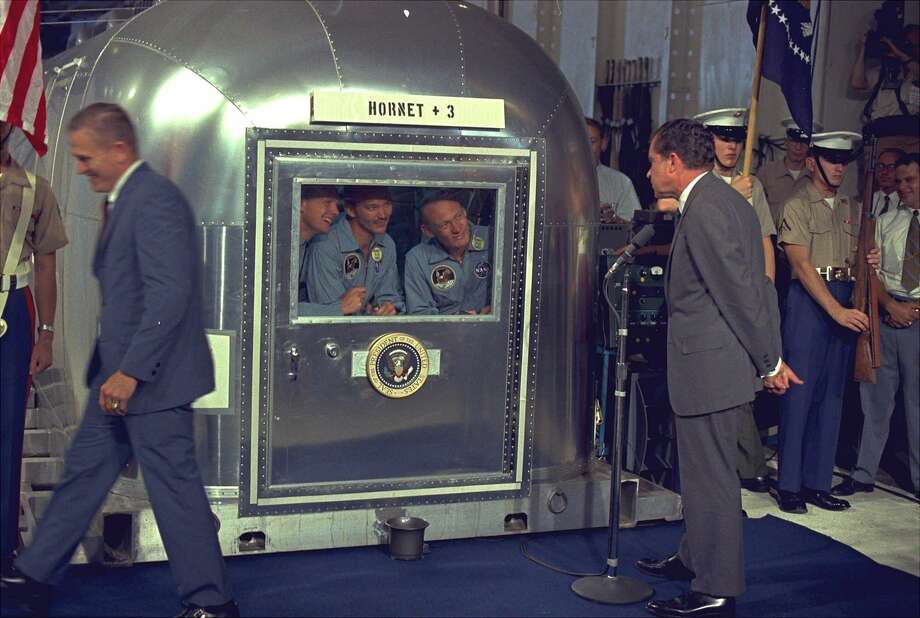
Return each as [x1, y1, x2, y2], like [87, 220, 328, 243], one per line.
[86, 163, 214, 413]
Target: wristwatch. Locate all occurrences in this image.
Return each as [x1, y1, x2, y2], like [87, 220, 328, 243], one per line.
[38, 323, 55, 334]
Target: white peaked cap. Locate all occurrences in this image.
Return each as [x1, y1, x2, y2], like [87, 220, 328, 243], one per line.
[692, 107, 748, 127]
[810, 131, 863, 151]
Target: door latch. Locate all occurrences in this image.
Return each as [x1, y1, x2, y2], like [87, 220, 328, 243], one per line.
[286, 344, 300, 381]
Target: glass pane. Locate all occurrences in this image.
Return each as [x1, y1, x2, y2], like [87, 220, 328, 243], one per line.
[296, 184, 497, 318]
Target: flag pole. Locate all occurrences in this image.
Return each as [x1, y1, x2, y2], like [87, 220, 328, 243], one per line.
[743, 1, 768, 176]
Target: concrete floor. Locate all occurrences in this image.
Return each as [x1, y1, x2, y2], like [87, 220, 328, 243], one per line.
[742, 453, 920, 578]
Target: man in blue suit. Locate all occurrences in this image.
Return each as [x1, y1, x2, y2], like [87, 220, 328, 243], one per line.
[0, 104, 238, 618]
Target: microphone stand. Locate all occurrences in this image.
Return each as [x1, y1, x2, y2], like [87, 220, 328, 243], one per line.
[572, 262, 653, 604]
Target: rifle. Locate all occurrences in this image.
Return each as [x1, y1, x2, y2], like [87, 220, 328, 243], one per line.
[852, 134, 881, 383]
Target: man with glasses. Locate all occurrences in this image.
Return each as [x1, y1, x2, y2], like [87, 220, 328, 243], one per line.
[871, 148, 906, 218]
[833, 152, 920, 499]
[404, 194, 492, 315]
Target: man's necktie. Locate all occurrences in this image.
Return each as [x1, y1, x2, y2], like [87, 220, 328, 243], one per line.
[880, 194, 891, 217]
[298, 242, 309, 302]
[901, 209, 920, 291]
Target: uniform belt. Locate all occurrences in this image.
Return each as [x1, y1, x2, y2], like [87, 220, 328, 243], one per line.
[815, 267, 855, 282]
[0, 271, 31, 292]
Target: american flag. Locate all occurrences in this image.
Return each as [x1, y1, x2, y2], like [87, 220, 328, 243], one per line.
[0, 0, 47, 156]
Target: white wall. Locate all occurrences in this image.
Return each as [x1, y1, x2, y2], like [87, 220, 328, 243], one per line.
[622, 0, 672, 126]
[506, 0, 599, 117]
[697, 0, 755, 113]
[559, 0, 599, 115]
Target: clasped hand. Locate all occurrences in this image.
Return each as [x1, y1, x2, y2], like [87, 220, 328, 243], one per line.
[763, 361, 804, 396]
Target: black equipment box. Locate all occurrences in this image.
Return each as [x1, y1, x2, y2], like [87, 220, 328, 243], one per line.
[596, 223, 631, 255]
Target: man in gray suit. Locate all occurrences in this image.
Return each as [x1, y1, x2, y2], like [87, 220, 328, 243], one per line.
[1, 104, 238, 618]
[636, 119, 800, 618]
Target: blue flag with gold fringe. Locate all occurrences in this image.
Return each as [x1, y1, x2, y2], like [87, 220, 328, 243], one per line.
[747, 0, 817, 136]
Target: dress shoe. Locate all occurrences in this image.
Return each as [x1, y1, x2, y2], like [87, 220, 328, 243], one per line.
[739, 475, 772, 493]
[636, 554, 695, 581]
[831, 477, 874, 496]
[175, 600, 240, 618]
[801, 487, 850, 511]
[0, 563, 51, 616]
[646, 591, 736, 617]
[770, 488, 807, 514]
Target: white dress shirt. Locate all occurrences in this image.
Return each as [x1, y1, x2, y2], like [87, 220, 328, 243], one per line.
[871, 189, 901, 219]
[597, 164, 642, 220]
[677, 171, 708, 214]
[876, 206, 920, 299]
[107, 159, 145, 208]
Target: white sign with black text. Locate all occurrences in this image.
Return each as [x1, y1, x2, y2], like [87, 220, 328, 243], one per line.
[311, 91, 505, 129]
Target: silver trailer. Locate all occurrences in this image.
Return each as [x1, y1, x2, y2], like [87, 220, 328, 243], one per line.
[15, 0, 679, 563]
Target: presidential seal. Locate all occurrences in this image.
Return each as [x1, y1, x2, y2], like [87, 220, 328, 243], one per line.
[366, 333, 429, 399]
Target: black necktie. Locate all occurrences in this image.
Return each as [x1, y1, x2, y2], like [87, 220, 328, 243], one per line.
[880, 194, 891, 217]
[901, 210, 919, 291]
[298, 242, 309, 302]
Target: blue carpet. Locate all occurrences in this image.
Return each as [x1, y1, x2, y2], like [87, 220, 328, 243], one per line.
[2, 515, 917, 617]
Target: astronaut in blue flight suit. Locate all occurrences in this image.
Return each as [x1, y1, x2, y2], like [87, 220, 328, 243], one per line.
[296, 185, 346, 316]
[404, 194, 492, 315]
[305, 185, 405, 315]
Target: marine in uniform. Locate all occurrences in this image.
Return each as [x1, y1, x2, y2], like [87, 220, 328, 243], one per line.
[693, 108, 777, 493]
[0, 121, 68, 569]
[404, 195, 492, 315]
[774, 131, 866, 514]
[833, 152, 920, 499]
[758, 119, 822, 322]
[295, 184, 342, 316]
[694, 108, 777, 280]
[305, 185, 405, 315]
[757, 118, 820, 229]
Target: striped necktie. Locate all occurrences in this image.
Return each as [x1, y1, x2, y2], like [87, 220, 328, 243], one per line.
[901, 210, 920, 291]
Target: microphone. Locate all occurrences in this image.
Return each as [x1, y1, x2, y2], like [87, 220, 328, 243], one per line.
[604, 224, 656, 279]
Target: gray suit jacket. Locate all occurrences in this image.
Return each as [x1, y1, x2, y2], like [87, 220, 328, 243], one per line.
[86, 163, 214, 413]
[665, 172, 782, 416]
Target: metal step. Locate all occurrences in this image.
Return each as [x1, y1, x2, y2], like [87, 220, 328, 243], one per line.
[21, 456, 65, 489]
[22, 428, 71, 458]
[22, 429, 51, 457]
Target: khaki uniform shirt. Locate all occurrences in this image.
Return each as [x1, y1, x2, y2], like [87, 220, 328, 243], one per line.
[0, 159, 68, 268]
[779, 182, 860, 277]
[757, 158, 810, 230]
[716, 173, 776, 238]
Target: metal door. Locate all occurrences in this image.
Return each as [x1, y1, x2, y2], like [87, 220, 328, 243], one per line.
[240, 129, 543, 515]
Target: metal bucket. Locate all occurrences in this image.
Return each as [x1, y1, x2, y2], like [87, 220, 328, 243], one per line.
[385, 516, 430, 560]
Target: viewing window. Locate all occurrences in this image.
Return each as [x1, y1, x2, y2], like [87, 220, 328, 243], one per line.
[294, 183, 498, 320]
